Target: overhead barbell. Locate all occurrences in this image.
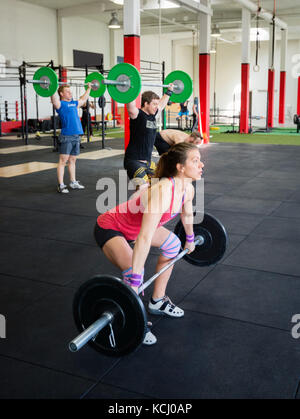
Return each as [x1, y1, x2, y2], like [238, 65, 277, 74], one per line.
[29, 64, 193, 104]
[68, 213, 228, 357]
[29, 67, 106, 98]
[104, 63, 193, 104]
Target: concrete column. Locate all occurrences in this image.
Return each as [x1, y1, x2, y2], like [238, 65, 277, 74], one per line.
[240, 8, 251, 133]
[123, 0, 140, 149]
[279, 28, 287, 124]
[198, 0, 211, 143]
[267, 22, 276, 128]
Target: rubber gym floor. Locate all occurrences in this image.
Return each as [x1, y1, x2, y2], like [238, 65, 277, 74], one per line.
[1, 133, 300, 399]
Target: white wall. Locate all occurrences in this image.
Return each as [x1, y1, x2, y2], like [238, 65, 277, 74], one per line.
[0, 0, 58, 119]
[0, 1, 111, 120]
[60, 17, 110, 67]
[211, 39, 300, 127]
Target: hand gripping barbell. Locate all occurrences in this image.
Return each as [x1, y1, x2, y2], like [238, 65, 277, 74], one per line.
[68, 213, 227, 357]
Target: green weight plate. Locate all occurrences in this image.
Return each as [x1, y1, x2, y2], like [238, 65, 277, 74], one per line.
[174, 213, 228, 267]
[85, 72, 106, 98]
[73, 274, 147, 356]
[33, 67, 58, 97]
[163, 70, 193, 103]
[107, 63, 141, 104]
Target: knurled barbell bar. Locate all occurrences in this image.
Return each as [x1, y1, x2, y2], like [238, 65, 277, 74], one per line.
[68, 213, 228, 357]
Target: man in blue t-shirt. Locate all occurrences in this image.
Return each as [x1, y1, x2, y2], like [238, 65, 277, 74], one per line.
[51, 83, 91, 193]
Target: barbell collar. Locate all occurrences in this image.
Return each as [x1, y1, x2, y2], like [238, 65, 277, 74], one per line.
[138, 235, 204, 294]
[68, 311, 114, 352]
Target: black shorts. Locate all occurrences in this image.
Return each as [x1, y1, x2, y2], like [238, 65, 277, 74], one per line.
[124, 158, 156, 183]
[94, 222, 125, 249]
[154, 132, 171, 155]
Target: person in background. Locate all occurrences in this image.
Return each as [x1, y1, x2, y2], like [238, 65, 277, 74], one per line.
[51, 84, 91, 194]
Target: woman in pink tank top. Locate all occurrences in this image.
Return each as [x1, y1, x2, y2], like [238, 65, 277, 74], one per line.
[94, 142, 204, 345]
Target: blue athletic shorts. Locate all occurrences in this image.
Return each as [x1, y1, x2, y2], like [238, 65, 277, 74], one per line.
[59, 134, 81, 156]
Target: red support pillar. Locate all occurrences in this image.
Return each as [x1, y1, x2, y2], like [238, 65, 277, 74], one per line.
[297, 76, 300, 116]
[240, 63, 250, 133]
[199, 53, 210, 143]
[123, 36, 140, 150]
[267, 69, 275, 128]
[278, 71, 286, 124]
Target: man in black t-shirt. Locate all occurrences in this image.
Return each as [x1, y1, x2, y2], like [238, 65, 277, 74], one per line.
[124, 87, 173, 187]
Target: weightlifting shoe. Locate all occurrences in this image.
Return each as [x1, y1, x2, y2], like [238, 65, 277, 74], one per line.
[148, 296, 184, 318]
[69, 180, 85, 190]
[143, 322, 157, 346]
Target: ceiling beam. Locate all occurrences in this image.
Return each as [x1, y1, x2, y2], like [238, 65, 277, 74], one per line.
[57, 1, 106, 18]
[171, 0, 213, 16]
[233, 0, 287, 30]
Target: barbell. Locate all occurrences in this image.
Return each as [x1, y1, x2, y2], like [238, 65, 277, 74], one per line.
[104, 63, 193, 104]
[29, 64, 193, 104]
[28, 67, 106, 98]
[68, 213, 227, 357]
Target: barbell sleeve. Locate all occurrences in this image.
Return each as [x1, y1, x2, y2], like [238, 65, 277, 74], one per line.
[138, 235, 204, 294]
[68, 311, 114, 352]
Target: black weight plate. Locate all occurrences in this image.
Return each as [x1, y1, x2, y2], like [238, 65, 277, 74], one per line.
[174, 213, 228, 267]
[98, 95, 106, 108]
[73, 275, 147, 356]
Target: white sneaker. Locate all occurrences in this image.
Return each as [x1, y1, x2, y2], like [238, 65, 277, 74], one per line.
[69, 180, 85, 190]
[142, 322, 157, 346]
[148, 296, 184, 318]
[57, 184, 69, 194]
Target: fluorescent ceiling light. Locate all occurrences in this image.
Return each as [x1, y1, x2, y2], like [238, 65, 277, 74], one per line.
[111, 0, 124, 5]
